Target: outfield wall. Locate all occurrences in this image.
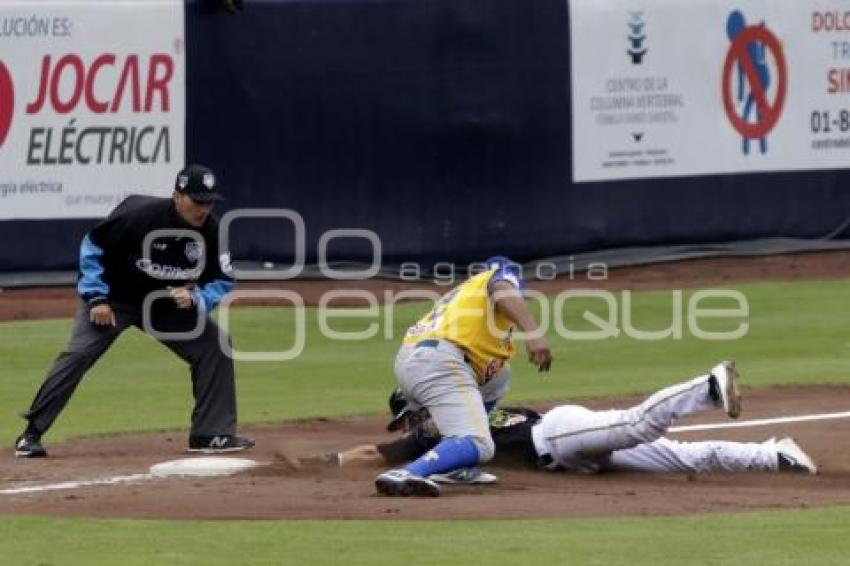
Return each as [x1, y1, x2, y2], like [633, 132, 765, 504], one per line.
[1, 0, 848, 274]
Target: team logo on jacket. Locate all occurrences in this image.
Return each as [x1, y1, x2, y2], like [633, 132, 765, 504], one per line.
[185, 241, 203, 263]
[135, 259, 201, 280]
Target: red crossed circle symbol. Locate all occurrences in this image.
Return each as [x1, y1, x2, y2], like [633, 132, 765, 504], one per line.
[0, 61, 13, 147]
[722, 25, 787, 139]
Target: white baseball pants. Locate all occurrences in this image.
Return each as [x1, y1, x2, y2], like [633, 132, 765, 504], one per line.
[532, 373, 778, 473]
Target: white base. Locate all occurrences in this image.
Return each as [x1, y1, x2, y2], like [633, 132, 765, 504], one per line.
[149, 457, 259, 478]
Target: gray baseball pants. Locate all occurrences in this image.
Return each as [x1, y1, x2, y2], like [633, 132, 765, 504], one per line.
[394, 340, 497, 461]
[21, 301, 237, 438]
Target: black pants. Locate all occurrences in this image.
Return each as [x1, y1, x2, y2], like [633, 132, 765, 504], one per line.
[22, 301, 237, 438]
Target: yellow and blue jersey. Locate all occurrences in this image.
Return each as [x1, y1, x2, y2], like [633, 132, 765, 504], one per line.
[403, 263, 523, 382]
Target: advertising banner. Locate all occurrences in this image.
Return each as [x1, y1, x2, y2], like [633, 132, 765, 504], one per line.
[0, 0, 185, 219]
[570, 0, 850, 182]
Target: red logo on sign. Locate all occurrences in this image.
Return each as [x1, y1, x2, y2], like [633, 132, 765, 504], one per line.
[0, 61, 14, 147]
[722, 25, 787, 140]
[25, 54, 174, 115]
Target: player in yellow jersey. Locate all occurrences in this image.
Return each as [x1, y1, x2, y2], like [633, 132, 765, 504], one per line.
[375, 256, 552, 496]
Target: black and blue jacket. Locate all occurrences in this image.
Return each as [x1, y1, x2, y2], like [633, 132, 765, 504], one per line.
[77, 195, 233, 313]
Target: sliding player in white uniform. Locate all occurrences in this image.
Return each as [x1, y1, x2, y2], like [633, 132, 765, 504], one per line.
[307, 361, 817, 477]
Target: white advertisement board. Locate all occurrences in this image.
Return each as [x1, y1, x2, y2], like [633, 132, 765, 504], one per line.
[0, 0, 185, 219]
[570, 0, 850, 182]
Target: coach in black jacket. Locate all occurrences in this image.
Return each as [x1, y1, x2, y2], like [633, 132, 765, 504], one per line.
[14, 164, 254, 457]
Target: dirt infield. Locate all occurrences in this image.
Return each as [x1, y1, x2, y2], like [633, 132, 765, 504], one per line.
[2, 251, 849, 520]
[1, 386, 849, 520]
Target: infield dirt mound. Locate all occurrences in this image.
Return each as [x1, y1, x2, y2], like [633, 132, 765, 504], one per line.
[2, 385, 849, 521]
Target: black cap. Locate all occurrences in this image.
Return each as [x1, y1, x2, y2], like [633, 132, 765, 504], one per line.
[386, 387, 412, 432]
[175, 164, 224, 202]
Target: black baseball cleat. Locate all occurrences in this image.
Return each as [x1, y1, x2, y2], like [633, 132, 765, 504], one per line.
[708, 361, 742, 419]
[187, 435, 255, 454]
[775, 437, 818, 475]
[375, 469, 441, 497]
[14, 433, 47, 458]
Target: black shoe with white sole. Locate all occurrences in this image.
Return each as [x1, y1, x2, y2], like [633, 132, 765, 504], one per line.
[776, 437, 818, 475]
[708, 361, 742, 419]
[375, 469, 441, 497]
[188, 435, 255, 454]
[14, 433, 47, 458]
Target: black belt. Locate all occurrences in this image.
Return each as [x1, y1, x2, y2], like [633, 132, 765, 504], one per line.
[415, 339, 473, 366]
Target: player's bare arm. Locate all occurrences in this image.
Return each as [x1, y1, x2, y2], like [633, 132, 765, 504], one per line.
[491, 280, 552, 372]
[300, 444, 387, 470]
[339, 445, 383, 466]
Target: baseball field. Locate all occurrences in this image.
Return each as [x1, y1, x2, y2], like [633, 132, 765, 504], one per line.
[1, 253, 850, 565]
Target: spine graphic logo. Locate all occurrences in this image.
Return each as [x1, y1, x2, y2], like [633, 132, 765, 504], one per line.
[0, 60, 14, 147]
[628, 12, 647, 65]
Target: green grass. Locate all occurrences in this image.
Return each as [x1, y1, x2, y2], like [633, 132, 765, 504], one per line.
[1, 278, 849, 565]
[2, 279, 848, 441]
[2, 506, 850, 566]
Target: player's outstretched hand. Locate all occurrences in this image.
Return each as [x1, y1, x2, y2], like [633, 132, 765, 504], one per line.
[89, 304, 116, 327]
[526, 336, 552, 372]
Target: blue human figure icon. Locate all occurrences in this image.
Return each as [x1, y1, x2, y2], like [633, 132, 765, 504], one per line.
[726, 10, 770, 154]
